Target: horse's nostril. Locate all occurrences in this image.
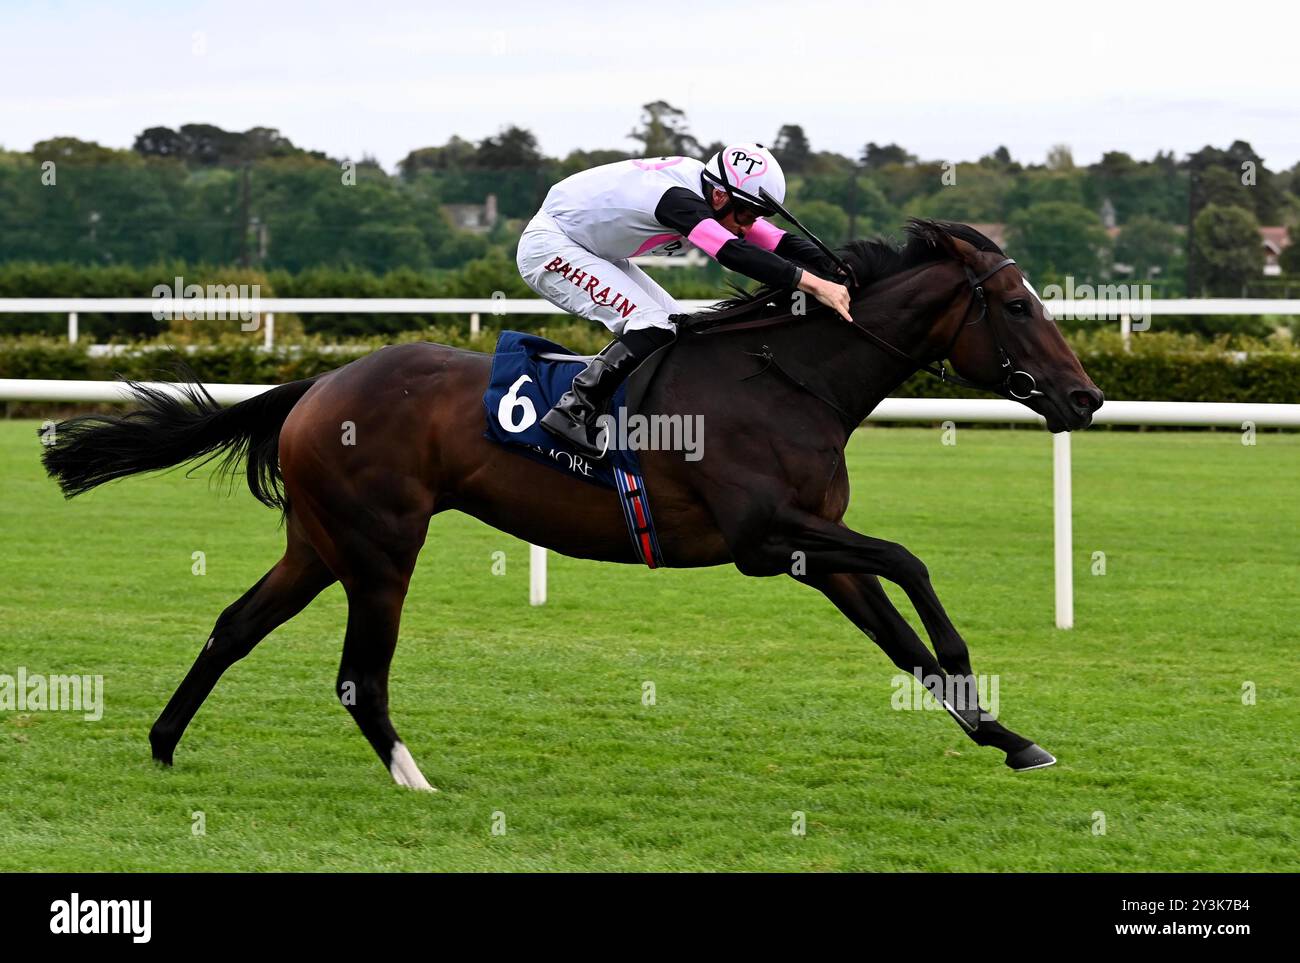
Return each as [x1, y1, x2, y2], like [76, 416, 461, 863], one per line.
[1071, 389, 1100, 412]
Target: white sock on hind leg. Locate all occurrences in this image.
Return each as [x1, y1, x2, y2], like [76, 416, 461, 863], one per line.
[389, 742, 437, 792]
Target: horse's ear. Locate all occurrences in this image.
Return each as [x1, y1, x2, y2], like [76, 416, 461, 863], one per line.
[907, 219, 979, 267]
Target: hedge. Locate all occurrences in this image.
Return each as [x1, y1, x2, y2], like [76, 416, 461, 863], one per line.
[3, 330, 1298, 407]
[0, 258, 729, 340]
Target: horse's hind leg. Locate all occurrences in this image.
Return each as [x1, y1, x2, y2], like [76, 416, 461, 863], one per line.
[324, 504, 436, 791]
[150, 515, 336, 765]
[336, 576, 435, 791]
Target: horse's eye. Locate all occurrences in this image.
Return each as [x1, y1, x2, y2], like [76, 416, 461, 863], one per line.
[1005, 299, 1030, 317]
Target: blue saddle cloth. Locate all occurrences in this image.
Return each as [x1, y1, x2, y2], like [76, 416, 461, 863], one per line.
[483, 330, 645, 489]
[483, 330, 664, 567]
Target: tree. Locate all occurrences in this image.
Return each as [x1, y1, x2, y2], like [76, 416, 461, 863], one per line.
[1094, 151, 1136, 178]
[131, 125, 324, 167]
[32, 137, 131, 166]
[1191, 203, 1263, 296]
[978, 145, 1018, 171]
[556, 148, 632, 177]
[1006, 201, 1109, 287]
[133, 127, 189, 159]
[788, 200, 849, 250]
[1187, 141, 1283, 225]
[1007, 169, 1088, 208]
[1114, 215, 1182, 279]
[795, 174, 895, 238]
[1152, 149, 1179, 174]
[880, 163, 949, 212]
[1045, 144, 1075, 171]
[772, 125, 812, 174]
[400, 127, 546, 218]
[1196, 166, 1253, 213]
[628, 101, 701, 158]
[398, 136, 478, 178]
[1279, 231, 1300, 276]
[914, 165, 1012, 222]
[800, 150, 859, 178]
[860, 142, 915, 169]
[1085, 151, 1188, 224]
[176, 124, 253, 165]
[242, 126, 318, 161]
[475, 126, 543, 169]
[696, 140, 726, 162]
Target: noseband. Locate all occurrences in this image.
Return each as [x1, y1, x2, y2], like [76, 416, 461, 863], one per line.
[846, 256, 1043, 402]
[956, 258, 1042, 400]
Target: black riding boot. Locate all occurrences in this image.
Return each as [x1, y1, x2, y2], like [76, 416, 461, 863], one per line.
[540, 327, 675, 460]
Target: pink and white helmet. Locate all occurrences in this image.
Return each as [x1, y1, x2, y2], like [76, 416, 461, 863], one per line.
[701, 143, 786, 215]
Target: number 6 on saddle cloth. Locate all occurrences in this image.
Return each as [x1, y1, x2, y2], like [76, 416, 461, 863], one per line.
[483, 330, 666, 568]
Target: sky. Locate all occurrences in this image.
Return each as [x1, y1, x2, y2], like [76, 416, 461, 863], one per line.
[2, 0, 1298, 172]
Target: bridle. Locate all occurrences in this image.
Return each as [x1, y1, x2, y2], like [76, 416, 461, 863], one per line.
[845, 256, 1043, 401]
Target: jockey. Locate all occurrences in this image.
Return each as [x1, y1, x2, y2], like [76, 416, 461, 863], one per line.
[517, 143, 852, 459]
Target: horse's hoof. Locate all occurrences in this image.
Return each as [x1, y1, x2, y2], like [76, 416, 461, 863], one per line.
[1006, 743, 1056, 771]
[389, 743, 437, 791]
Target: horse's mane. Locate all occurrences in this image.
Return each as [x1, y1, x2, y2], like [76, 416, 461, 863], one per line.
[684, 219, 1005, 328]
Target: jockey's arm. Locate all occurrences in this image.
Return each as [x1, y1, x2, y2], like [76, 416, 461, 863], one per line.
[655, 187, 803, 288]
[744, 219, 840, 277]
[654, 188, 853, 323]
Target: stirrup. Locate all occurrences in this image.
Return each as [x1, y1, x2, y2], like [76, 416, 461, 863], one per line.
[540, 406, 610, 459]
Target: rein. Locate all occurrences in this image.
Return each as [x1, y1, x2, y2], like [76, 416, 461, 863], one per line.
[845, 256, 1041, 402]
[696, 255, 1042, 405]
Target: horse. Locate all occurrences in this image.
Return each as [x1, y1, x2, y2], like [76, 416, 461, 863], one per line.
[41, 220, 1103, 791]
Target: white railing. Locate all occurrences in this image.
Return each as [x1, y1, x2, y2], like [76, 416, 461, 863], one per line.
[6, 376, 1297, 628]
[3, 296, 1299, 347]
[0, 297, 716, 347]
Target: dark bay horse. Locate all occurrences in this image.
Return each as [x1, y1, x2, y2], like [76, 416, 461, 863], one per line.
[42, 221, 1102, 791]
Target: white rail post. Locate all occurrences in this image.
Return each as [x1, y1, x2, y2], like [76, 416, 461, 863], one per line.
[1120, 312, 1131, 351]
[470, 312, 481, 338]
[68, 312, 78, 344]
[1053, 432, 1074, 629]
[264, 312, 275, 350]
[529, 544, 547, 606]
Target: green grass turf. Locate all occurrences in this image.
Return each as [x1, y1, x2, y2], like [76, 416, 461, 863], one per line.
[0, 420, 1296, 872]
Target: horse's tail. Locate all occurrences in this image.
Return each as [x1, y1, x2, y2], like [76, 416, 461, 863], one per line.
[41, 368, 320, 511]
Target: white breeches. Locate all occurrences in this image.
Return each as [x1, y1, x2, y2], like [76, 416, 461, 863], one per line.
[516, 215, 680, 337]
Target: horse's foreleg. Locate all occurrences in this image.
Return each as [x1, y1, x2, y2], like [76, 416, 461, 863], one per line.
[800, 570, 1050, 767]
[799, 571, 945, 679]
[742, 513, 1053, 769]
[149, 530, 335, 765]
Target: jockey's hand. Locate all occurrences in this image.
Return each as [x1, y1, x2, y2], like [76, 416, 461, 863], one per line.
[799, 272, 853, 324]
